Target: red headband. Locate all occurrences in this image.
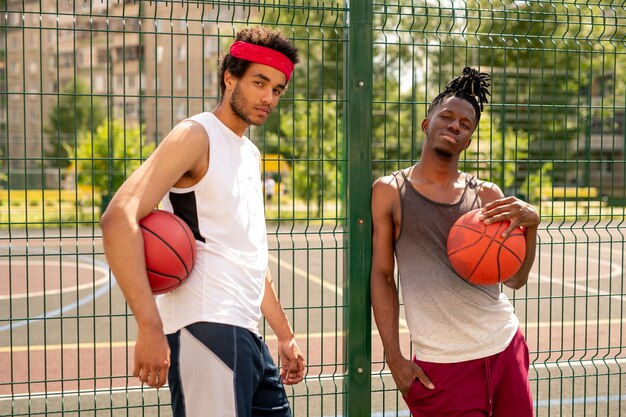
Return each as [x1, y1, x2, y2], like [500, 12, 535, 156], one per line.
[229, 41, 294, 82]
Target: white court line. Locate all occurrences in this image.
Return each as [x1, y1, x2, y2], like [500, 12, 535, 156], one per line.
[336, 392, 626, 416]
[0, 386, 146, 401]
[4, 250, 623, 353]
[6, 369, 626, 409]
[528, 273, 626, 303]
[268, 253, 411, 330]
[530, 249, 624, 282]
[0, 256, 114, 332]
[4, 252, 623, 405]
[4, 317, 622, 353]
[532, 357, 626, 371]
[528, 251, 625, 303]
[0, 330, 350, 353]
[521, 318, 622, 329]
[0, 259, 109, 300]
[268, 253, 344, 297]
[560, 280, 624, 303]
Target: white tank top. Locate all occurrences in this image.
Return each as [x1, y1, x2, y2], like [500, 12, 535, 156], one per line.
[156, 112, 268, 335]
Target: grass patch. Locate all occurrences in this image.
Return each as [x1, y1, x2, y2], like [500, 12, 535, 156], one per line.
[0, 202, 101, 228]
[2, 190, 622, 229]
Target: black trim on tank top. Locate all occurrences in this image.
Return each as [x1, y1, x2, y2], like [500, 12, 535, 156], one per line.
[392, 171, 407, 247]
[394, 169, 482, 245]
[168, 191, 205, 243]
[399, 169, 476, 207]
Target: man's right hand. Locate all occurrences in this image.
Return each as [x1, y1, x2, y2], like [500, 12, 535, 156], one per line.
[388, 356, 435, 397]
[133, 326, 171, 389]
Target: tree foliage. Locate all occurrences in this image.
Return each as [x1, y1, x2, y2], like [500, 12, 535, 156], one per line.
[249, 2, 625, 204]
[0, 147, 6, 188]
[46, 78, 106, 168]
[252, 6, 346, 215]
[71, 121, 153, 197]
[259, 4, 430, 206]
[460, 113, 530, 194]
[431, 0, 626, 187]
[266, 95, 341, 212]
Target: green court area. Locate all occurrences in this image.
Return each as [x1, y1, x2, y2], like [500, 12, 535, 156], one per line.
[0, 190, 344, 227]
[0, 189, 101, 225]
[1, 223, 625, 416]
[3, 188, 624, 227]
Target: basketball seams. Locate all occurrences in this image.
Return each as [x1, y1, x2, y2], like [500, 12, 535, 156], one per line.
[447, 209, 526, 284]
[499, 233, 526, 263]
[468, 233, 498, 283]
[454, 223, 486, 234]
[153, 210, 197, 270]
[446, 221, 494, 256]
[490, 223, 508, 283]
[491, 223, 510, 283]
[447, 225, 485, 256]
[145, 271, 182, 294]
[139, 210, 197, 294]
[475, 223, 521, 283]
[147, 270, 183, 282]
[140, 224, 191, 277]
[146, 268, 184, 281]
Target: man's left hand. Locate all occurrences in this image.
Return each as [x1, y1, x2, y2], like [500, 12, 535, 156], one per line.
[480, 196, 540, 237]
[278, 336, 306, 385]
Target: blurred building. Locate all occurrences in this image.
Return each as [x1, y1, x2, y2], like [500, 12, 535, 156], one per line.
[139, 1, 227, 142]
[3, 0, 249, 188]
[0, 27, 6, 166]
[574, 73, 626, 203]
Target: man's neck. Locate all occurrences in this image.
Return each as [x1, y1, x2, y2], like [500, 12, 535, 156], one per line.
[412, 156, 461, 187]
[409, 160, 467, 205]
[212, 102, 249, 137]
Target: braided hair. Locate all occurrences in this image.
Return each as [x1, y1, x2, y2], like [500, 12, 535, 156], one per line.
[427, 67, 491, 124]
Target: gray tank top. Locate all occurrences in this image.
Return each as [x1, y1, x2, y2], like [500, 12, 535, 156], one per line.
[395, 170, 518, 363]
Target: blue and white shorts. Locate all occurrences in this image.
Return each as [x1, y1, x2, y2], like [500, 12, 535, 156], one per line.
[166, 322, 292, 417]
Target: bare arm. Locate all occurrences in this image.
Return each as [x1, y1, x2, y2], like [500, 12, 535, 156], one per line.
[100, 121, 208, 388]
[479, 183, 540, 290]
[260, 269, 305, 385]
[370, 177, 434, 395]
[504, 224, 537, 289]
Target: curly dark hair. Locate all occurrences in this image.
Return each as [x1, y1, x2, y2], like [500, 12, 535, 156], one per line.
[218, 27, 299, 98]
[427, 67, 491, 124]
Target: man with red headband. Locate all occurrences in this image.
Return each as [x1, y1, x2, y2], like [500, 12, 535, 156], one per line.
[101, 27, 304, 417]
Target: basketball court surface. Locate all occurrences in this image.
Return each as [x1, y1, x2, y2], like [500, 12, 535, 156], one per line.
[1, 221, 625, 416]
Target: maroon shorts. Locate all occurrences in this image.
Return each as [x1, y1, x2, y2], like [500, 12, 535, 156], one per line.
[404, 328, 533, 417]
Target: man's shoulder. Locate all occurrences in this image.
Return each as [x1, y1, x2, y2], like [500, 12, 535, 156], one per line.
[467, 175, 504, 200]
[174, 117, 208, 136]
[373, 173, 400, 191]
[373, 167, 411, 190]
[372, 170, 407, 208]
[462, 172, 490, 187]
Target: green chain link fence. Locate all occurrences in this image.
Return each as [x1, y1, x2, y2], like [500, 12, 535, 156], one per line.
[1, 1, 624, 416]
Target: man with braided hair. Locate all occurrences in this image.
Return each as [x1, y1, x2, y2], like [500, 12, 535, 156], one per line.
[102, 27, 304, 416]
[371, 67, 539, 416]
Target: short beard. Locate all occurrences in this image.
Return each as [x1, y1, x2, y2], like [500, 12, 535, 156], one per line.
[434, 147, 454, 159]
[229, 84, 258, 126]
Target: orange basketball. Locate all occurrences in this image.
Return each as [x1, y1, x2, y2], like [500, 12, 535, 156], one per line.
[447, 208, 526, 285]
[139, 210, 196, 294]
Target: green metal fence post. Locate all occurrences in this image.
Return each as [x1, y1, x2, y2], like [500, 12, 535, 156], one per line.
[344, 0, 373, 415]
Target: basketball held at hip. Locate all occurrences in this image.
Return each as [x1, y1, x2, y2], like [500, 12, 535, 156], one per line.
[139, 210, 197, 294]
